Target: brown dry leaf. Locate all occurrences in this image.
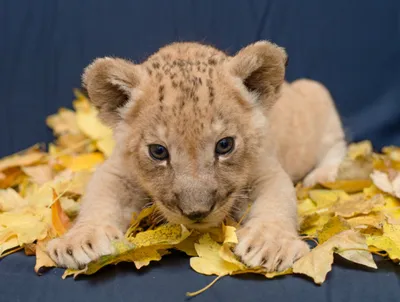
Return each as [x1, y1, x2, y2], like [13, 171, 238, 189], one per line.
[46, 108, 81, 136]
[23, 243, 36, 256]
[0, 167, 25, 189]
[22, 165, 53, 185]
[64, 224, 191, 279]
[0, 188, 27, 212]
[0, 146, 45, 172]
[332, 194, 385, 218]
[35, 239, 56, 275]
[346, 211, 386, 230]
[293, 230, 376, 284]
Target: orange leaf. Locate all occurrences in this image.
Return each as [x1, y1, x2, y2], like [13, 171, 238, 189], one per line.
[321, 179, 372, 193]
[51, 189, 71, 236]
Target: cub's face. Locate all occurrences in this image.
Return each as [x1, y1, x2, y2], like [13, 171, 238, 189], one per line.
[83, 42, 287, 229]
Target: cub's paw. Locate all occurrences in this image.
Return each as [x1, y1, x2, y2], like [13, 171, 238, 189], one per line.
[47, 224, 123, 269]
[235, 219, 309, 272]
[303, 164, 340, 187]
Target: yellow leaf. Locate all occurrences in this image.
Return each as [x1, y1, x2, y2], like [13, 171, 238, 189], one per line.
[0, 148, 44, 172]
[46, 108, 80, 136]
[222, 225, 238, 245]
[35, 239, 56, 275]
[25, 184, 54, 208]
[317, 216, 351, 244]
[96, 135, 115, 157]
[297, 198, 316, 215]
[125, 206, 157, 238]
[308, 190, 349, 209]
[174, 234, 200, 256]
[332, 194, 385, 218]
[22, 164, 53, 185]
[363, 184, 383, 198]
[346, 211, 386, 229]
[0, 188, 27, 212]
[75, 101, 113, 140]
[366, 236, 400, 261]
[63, 240, 163, 278]
[190, 234, 243, 276]
[293, 230, 376, 284]
[382, 146, 400, 162]
[128, 224, 191, 248]
[0, 210, 50, 246]
[219, 225, 246, 269]
[58, 153, 104, 172]
[367, 222, 400, 258]
[0, 235, 19, 256]
[348, 141, 372, 160]
[52, 170, 92, 196]
[300, 214, 331, 237]
[321, 179, 372, 193]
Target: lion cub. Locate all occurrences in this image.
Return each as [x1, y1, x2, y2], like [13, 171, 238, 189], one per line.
[47, 41, 345, 271]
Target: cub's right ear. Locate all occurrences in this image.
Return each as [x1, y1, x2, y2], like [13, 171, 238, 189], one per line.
[82, 57, 145, 128]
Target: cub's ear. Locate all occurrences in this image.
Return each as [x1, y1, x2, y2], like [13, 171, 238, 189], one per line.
[227, 41, 287, 109]
[82, 57, 144, 127]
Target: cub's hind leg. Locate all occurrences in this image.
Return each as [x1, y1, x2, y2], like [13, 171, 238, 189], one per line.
[291, 79, 347, 187]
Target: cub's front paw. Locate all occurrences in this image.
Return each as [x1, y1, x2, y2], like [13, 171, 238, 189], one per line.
[235, 219, 309, 272]
[47, 224, 123, 269]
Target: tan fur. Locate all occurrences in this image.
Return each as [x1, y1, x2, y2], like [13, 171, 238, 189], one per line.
[47, 41, 346, 271]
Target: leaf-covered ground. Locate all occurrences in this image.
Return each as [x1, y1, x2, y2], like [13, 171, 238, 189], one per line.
[1, 91, 400, 296]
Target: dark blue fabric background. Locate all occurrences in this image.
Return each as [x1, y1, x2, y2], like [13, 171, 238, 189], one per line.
[1, 1, 400, 301]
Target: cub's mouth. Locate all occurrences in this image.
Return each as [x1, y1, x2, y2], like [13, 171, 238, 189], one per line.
[152, 190, 244, 230]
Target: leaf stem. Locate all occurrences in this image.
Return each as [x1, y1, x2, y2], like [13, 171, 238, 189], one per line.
[186, 275, 225, 297]
[0, 246, 23, 258]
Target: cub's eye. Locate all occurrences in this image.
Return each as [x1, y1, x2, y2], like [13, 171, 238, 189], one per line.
[215, 137, 235, 156]
[149, 144, 169, 161]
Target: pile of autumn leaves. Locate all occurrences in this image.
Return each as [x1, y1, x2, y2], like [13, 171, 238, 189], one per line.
[1, 91, 400, 295]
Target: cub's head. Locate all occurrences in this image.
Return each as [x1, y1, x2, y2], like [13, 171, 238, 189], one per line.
[83, 41, 287, 229]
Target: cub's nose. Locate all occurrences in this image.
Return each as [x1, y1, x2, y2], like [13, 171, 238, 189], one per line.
[185, 210, 211, 221]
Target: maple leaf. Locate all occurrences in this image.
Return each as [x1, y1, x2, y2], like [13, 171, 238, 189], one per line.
[293, 230, 376, 284]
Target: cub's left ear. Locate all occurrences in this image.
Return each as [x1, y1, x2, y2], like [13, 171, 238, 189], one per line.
[227, 41, 287, 109]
